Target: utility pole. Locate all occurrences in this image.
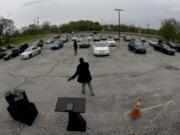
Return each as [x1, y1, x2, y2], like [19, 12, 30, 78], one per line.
[115, 9, 123, 42]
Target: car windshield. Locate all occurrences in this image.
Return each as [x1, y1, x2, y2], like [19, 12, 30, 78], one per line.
[134, 42, 143, 47]
[53, 41, 60, 46]
[25, 47, 32, 52]
[95, 43, 108, 47]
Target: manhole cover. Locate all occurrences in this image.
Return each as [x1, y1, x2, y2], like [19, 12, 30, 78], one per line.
[166, 66, 179, 71]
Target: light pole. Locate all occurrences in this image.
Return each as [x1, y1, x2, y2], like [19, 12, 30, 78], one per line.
[36, 17, 40, 25]
[115, 9, 123, 42]
[34, 17, 40, 26]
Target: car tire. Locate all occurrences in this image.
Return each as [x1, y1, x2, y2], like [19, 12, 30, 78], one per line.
[39, 50, 41, 54]
[133, 48, 136, 53]
[29, 54, 32, 58]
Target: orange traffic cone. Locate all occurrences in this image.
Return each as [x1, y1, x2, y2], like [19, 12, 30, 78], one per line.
[129, 98, 142, 119]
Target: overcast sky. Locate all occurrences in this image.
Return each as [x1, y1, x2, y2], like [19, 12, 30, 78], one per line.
[1, 0, 180, 29]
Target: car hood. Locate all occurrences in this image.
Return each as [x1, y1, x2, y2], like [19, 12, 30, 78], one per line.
[107, 41, 116, 44]
[21, 51, 30, 55]
[135, 46, 145, 50]
[93, 47, 109, 51]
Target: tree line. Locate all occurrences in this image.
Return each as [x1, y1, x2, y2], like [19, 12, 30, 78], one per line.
[1, 16, 180, 44]
[21, 20, 158, 35]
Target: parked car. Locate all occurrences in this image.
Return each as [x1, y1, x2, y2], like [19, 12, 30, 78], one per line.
[20, 46, 41, 59]
[153, 42, 175, 55]
[93, 41, 110, 56]
[54, 35, 60, 39]
[89, 33, 93, 36]
[4, 48, 20, 61]
[0, 51, 7, 59]
[80, 34, 84, 37]
[37, 40, 43, 47]
[124, 36, 131, 42]
[0, 47, 7, 52]
[101, 36, 107, 41]
[128, 39, 146, 54]
[72, 36, 77, 41]
[139, 38, 146, 43]
[163, 42, 180, 52]
[46, 38, 54, 44]
[78, 40, 90, 48]
[61, 37, 68, 43]
[87, 36, 93, 41]
[93, 36, 100, 42]
[51, 40, 64, 50]
[113, 36, 120, 41]
[6, 44, 15, 49]
[17, 43, 29, 53]
[76, 38, 83, 42]
[148, 40, 158, 46]
[106, 39, 117, 47]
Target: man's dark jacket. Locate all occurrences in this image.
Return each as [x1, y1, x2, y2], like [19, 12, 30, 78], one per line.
[71, 62, 92, 83]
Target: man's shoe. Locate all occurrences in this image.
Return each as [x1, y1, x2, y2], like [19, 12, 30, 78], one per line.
[81, 91, 85, 95]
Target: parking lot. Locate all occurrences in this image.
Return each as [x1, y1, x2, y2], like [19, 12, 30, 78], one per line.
[0, 33, 180, 135]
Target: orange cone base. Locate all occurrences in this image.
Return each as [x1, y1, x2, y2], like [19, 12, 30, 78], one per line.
[129, 107, 142, 119]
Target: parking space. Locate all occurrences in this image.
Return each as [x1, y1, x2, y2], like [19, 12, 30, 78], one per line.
[0, 33, 180, 135]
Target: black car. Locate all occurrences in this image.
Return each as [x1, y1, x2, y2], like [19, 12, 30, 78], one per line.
[128, 39, 146, 54]
[33, 40, 43, 48]
[101, 36, 107, 41]
[18, 43, 29, 53]
[164, 42, 180, 52]
[113, 36, 120, 41]
[0, 51, 7, 59]
[6, 44, 15, 49]
[153, 43, 175, 55]
[0, 47, 7, 52]
[124, 36, 131, 42]
[4, 49, 20, 61]
[61, 37, 68, 43]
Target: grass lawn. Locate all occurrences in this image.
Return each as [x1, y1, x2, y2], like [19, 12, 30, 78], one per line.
[1, 34, 45, 47]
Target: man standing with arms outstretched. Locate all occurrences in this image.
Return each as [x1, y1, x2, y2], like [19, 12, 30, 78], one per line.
[68, 58, 94, 96]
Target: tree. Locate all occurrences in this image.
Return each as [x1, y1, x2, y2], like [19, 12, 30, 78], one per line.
[42, 21, 51, 33]
[0, 17, 15, 43]
[0, 23, 3, 44]
[159, 18, 177, 41]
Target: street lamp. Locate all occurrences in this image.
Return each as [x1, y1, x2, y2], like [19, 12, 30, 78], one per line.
[114, 9, 123, 42]
[34, 17, 40, 26]
[36, 17, 40, 25]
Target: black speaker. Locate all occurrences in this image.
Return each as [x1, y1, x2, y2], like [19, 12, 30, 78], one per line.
[5, 89, 29, 107]
[5, 89, 38, 126]
[7, 102, 38, 126]
[67, 112, 86, 131]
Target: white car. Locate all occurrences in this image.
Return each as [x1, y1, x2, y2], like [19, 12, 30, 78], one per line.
[20, 46, 41, 59]
[106, 39, 117, 47]
[77, 38, 83, 42]
[72, 36, 77, 41]
[93, 42, 110, 56]
[46, 38, 54, 44]
[87, 36, 93, 41]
